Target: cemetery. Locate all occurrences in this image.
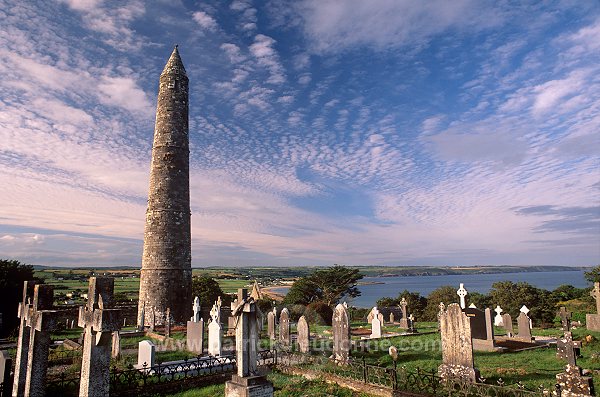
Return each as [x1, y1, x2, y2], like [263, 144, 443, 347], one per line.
[0, 275, 598, 397]
[0, 40, 598, 397]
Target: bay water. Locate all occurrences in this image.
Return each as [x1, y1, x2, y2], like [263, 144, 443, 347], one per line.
[271, 270, 589, 308]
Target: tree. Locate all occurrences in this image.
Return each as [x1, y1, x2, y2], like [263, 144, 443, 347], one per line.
[311, 265, 363, 306]
[191, 275, 230, 308]
[551, 284, 586, 302]
[376, 297, 400, 307]
[468, 292, 491, 309]
[283, 265, 363, 307]
[422, 286, 458, 321]
[283, 277, 320, 306]
[0, 259, 36, 337]
[489, 281, 557, 325]
[585, 266, 600, 283]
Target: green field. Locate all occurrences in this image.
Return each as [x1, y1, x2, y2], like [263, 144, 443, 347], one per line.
[35, 268, 255, 303]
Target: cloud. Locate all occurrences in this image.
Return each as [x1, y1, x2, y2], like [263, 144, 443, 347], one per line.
[424, 124, 528, 166]
[294, 0, 502, 53]
[513, 205, 600, 235]
[97, 76, 153, 115]
[57, 0, 145, 50]
[531, 70, 587, 116]
[192, 11, 218, 31]
[221, 43, 246, 63]
[249, 34, 286, 84]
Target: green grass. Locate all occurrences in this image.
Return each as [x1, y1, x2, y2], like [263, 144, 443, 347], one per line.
[167, 371, 376, 397]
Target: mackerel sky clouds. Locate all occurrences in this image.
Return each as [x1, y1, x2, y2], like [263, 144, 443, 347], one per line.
[0, 1, 599, 266]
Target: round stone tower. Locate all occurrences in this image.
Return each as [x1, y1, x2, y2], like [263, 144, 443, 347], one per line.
[137, 46, 192, 326]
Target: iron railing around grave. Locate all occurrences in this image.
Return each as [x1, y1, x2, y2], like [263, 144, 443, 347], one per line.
[48, 347, 82, 365]
[276, 351, 554, 397]
[45, 349, 278, 397]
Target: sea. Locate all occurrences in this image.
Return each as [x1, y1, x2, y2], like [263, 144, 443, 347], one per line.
[270, 270, 589, 308]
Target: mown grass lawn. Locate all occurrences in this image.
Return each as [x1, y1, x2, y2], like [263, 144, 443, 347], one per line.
[167, 371, 375, 397]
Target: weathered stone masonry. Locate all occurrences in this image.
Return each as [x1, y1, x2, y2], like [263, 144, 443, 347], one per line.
[138, 46, 192, 326]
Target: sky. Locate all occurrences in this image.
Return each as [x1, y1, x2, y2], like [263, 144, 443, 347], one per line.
[0, 0, 599, 267]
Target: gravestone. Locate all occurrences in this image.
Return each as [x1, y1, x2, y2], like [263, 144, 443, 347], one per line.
[187, 318, 204, 354]
[367, 307, 377, 324]
[279, 308, 290, 346]
[557, 332, 581, 361]
[371, 316, 382, 338]
[494, 306, 504, 327]
[78, 277, 122, 397]
[408, 314, 417, 333]
[332, 303, 350, 364]
[521, 305, 533, 329]
[211, 297, 222, 324]
[227, 316, 237, 336]
[398, 298, 409, 329]
[516, 312, 532, 342]
[137, 340, 155, 369]
[0, 350, 13, 397]
[12, 281, 36, 397]
[24, 284, 62, 397]
[138, 303, 146, 331]
[225, 289, 273, 397]
[267, 310, 276, 340]
[456, 283, 468, 309]
[297, 316, 310, 353]
[187, 297, 204, 354]
[555, 332, 595, 397]
[208, 311, 222, 356]
[149, 306, 156, 332]
[377, 313, 385, 326]
[164, 307, 171, 338]
[438, 303, 479, 382]
[111, 331, 121, 359]
[465, 308, 496, 351]
[250, 280, 263, 301]
[559, 307, 571, 332]
[191, 296, 201, 322]
[389, 312, 395, 323]
[502, 313, 514, 336]
[586, 282, 600, 332]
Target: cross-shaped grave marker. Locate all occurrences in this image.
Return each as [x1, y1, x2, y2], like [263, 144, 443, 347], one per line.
[12, 281, 35, 397]
[24, 284, 62, 397]
[564, 332, 577, 367]
[456, 284, 468, 309]
[559, 307, 571, 332]
[78, 277, 121, 397]
[192, 296, 201, 322]
[591, 282, 600, 314]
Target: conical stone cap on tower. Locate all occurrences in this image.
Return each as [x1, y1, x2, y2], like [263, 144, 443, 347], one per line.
[138, 46, 192, 326]
[162, 46, 187, 76]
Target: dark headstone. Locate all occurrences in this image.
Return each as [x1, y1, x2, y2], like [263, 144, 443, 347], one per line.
[464, 308, 487, 340]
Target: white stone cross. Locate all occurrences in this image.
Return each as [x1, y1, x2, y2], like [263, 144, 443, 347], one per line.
[210, 300, 220, 323]
[591, 282, 600, 314]
[494, 305, 504, 326]
[192, 296, 201, 322]
[456, 283, 468, 309]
